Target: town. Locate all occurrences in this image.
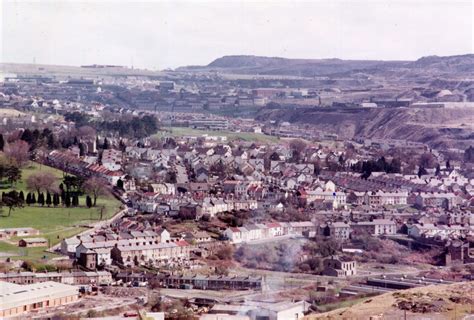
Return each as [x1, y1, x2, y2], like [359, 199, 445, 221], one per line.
[0, 60, 472, 319]
[1, 1, 473, 319]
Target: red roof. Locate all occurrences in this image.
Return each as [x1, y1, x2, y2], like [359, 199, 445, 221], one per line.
[266, 222, 281, 228]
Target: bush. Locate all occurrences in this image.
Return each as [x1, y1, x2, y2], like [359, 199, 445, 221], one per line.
[216, 245, 234, 260]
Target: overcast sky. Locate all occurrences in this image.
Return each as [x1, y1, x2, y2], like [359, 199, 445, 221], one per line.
[1, 0, 472, 70]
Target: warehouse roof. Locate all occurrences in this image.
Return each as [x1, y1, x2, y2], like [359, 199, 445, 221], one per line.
[0, 281, 78, 311]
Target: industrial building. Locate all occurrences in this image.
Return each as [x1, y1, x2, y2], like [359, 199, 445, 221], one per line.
[0, 281, 79, 318]
[160, 275, 263, 291]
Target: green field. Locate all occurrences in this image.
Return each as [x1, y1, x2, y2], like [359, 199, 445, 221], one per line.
[0, 162, 122, 261]
[156, 126, 280, 143]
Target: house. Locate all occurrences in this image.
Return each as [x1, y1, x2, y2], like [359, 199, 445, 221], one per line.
[78, 249, 97, 270]
[224, 227, 244, 244]
[306, 188, 347, 209]
[357, 191, 409, 206]
[325, 222, 351, 240]
[322, 257, 357, 277]
[407, 224, 471, 240]
[351, 219, 397, 236]
[18, 238, 48, 248]
[149, 183, 176, 195]
[110, 240, 191, 266]
[101, 149, 122, 171]
[415, 192, 457, 209]
[0, 228, 39, 240]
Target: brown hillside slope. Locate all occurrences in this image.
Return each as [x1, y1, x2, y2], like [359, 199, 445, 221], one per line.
[305, 281, 473, 320]
[256, 107, 474, 149]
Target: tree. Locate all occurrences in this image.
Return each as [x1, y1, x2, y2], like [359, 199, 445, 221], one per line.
[60, 190, 66, 205]
[435, 164, 441, 176]
[103, 137, 110, 150]
[53, 193, 60, 207]
[98, 205, 106, 220]
[20, 129, 34, 145]
[0, 133, 4, 151]
[5, 165, 21, 186]
[46, 192, 52, 207]
[26, 172, 56, 195]
[418, 166, 427, 178]
[4, 140, 30, 167]
[464, 146, 474, 163]
[289, 139, 307, 162]
[63, 175, 84, 193]
[31, 193, 36, 204]
[2, 191, 23, 216]
[65, 194, 71, 207]
[116, 178, 124, 190]
[72, 194, 79, 207]
[419, 153, 436, 168]
[79, 143, 86, 156]
[84, 177, 108, 207]
[86, 195, 92, 208]
[19, 191, 25, 203]
[26, 192, 32, 206]
[38, 192, 45, 206]
[47, 134, 57, 150]
[165, 171, 177, 184]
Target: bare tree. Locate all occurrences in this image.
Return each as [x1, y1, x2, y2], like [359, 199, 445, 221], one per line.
[77, 125, 96, 138]
[289, 139, 307, 154]
[26, 172, 57, 194]
[84, 177, 109, 206]
[4, 140, 30, 167]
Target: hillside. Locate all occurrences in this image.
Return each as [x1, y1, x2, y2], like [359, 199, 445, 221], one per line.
[180, 55, 404, 77]
[256, 107, 474, 149]
[178, 54, 474, 78]
[306, 281, 473, 320]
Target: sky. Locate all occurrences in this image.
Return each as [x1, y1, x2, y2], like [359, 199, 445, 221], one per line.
[1, 0, 473, 70]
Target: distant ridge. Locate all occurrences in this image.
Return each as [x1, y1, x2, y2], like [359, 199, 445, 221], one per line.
[177, 54, 474, 77]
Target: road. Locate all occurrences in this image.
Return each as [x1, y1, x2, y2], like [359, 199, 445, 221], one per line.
[48, 207, 128, 253]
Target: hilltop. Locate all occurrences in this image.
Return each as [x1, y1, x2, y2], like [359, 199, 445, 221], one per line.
[178, 54, 474, 78]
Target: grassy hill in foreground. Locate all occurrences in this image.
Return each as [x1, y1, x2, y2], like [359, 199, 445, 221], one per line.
[306, 281, 473, 320]
[0, 162, 122, 262]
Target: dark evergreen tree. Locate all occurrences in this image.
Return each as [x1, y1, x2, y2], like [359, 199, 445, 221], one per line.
[19, 191, 25, 203]
[418, 166, 427, 178]
[119, 139, 126, 152]
[53, 193, 60, 207]
[116, 179, 124, 190]
[47, 134, 56, 149]
[31, 193, 36, 204]
[103, 137, 110, 149]
[20, 129, 34, 144]
[46, 192, 52, 207]
[86, 195, 92, 208]
[0, 133, 4, 151]
[26, 192, 32, 205]
[65, 194, 71, 207]
[79, 143, 86, 156]
[38, 192, 45, 206]
[72, 194, 79, 207]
